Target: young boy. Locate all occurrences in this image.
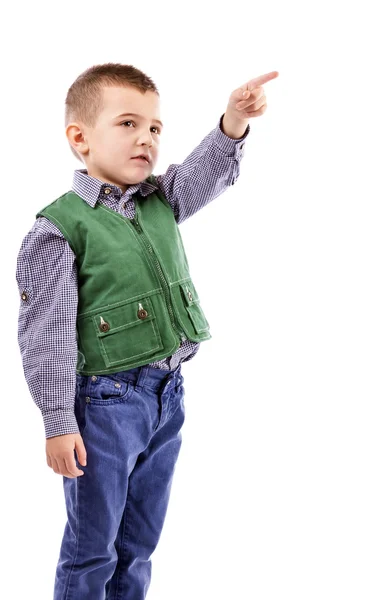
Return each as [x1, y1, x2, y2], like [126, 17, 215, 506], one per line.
[16, 62, 278, 599]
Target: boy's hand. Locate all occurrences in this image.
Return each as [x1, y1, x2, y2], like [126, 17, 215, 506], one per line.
[222, 71, 279, 139]
[46, 433, 87, 478]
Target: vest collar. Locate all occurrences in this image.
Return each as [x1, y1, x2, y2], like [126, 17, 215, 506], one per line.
[72, 168, 158, 209]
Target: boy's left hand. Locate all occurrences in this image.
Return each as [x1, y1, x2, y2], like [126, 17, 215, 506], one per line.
[225, 71, 279, 122]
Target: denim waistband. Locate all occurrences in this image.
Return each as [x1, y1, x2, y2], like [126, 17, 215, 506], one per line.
[117, 363, 183, 393]
[94, 363, 183, 392]
[77, 363, 183, 394]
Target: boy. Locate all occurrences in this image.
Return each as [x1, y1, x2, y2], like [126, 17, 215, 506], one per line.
[16, 62, 278, 599]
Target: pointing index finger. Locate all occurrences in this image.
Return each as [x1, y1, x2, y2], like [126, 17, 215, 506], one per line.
[245, 71, 279, 89]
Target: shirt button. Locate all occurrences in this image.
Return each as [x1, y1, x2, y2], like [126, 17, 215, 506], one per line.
[21, 291, 28, 301]
[104, 187, 112, 195]
[91, 375, 97, 382]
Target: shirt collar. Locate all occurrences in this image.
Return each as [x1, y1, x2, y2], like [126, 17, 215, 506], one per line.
[72, 168, 158, 208]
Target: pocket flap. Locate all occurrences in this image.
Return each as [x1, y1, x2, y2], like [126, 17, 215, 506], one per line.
[169, 279, 211, 340]
[180, 282, 197, 306]
[93, 296, 156, 337]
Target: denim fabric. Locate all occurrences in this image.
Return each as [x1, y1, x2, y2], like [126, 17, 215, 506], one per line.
[53, 363, 185, 600]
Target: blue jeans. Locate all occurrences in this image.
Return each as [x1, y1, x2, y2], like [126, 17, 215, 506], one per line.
[53, 363, 185, 600]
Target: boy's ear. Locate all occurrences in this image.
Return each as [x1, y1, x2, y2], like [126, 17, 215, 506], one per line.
[66, 122, 89, 158]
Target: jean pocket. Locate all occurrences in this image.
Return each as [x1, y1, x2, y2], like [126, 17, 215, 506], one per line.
[85, 375, 135, 405]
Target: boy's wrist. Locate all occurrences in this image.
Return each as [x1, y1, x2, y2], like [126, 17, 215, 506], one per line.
[221, 112, 249, 140]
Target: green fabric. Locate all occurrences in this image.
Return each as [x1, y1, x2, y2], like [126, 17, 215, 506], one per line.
[36, 175, 211, 375]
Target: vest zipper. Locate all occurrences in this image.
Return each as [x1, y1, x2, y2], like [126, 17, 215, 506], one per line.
[130, 213, 187, 344]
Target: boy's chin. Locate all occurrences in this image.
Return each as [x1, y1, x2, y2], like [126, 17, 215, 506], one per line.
[127, 166, 152, 182]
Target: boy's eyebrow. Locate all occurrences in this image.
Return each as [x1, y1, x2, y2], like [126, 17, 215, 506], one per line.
[115, 112, 164, 128]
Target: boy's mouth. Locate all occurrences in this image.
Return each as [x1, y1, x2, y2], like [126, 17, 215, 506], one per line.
[131, 154, 150, 164]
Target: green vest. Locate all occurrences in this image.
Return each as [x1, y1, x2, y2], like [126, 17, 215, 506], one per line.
[36, 175, 211, 375]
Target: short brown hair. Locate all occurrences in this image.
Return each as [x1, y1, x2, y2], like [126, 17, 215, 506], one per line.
[65, 62, 159, 162]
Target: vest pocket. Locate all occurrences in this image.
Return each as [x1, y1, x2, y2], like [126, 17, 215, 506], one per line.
[92, 295, 163, 367]
[170, 279, 211, 340]
[186, 302, 210, 334]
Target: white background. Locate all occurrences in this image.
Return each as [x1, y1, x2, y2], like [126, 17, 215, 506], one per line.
[2, 0, 387, 598]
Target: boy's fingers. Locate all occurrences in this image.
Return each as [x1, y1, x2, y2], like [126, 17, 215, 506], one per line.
[246, 71, 279, 88]
[237, 94, 266, 112]
[74, 436, 87, 466]
[58, 456, 72, 477]
[63, 454, 84, 477]
[52, 457, 61, 475]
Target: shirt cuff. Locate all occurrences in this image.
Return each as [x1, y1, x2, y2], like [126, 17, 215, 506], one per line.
[43, 409, 80, 439]
[213, 113, 250, 159]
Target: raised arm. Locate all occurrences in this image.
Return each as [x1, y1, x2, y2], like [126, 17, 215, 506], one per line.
[155, 113, 250, 224]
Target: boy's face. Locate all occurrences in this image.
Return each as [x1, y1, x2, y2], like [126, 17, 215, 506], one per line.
[67, 85, 162, 194]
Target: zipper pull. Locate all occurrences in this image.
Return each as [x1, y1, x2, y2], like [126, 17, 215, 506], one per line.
[134, 215, 142, 232]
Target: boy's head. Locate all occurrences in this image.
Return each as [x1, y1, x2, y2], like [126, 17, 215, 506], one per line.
[65, 63, 162, 193]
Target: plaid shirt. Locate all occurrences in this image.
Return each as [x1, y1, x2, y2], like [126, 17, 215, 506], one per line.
[16, 113, 250, 438]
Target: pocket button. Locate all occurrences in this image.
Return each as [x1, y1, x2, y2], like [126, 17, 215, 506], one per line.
[99, 316, 110, 332]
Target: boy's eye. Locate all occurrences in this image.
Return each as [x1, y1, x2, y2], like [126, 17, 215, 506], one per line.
[121, 120, 160, 134]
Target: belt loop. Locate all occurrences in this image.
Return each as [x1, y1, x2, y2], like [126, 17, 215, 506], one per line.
[135, 365, 149, 392]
